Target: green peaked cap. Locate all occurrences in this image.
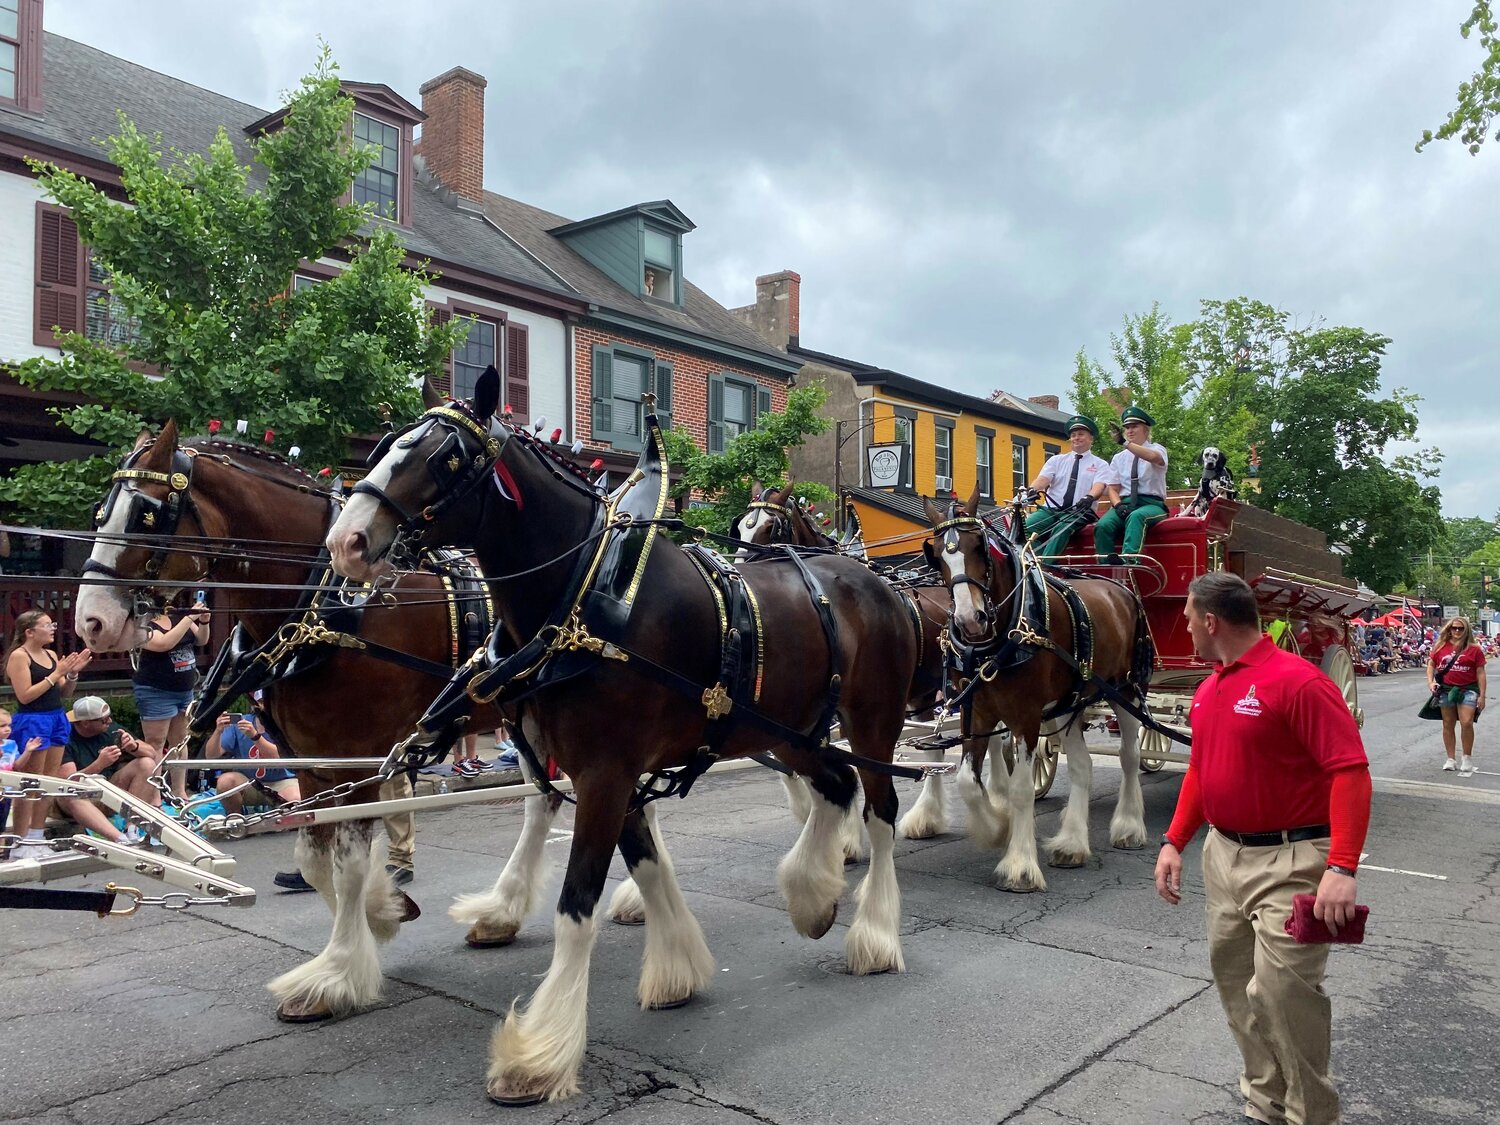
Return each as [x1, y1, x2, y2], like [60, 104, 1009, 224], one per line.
[1120, 405, 1156, 427]
[1066, 414, 1098, 437]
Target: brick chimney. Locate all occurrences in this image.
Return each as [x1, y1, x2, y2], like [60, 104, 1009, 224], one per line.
[1027, 394, 1061, 410]
[415, 66, 487, 202]
[738, 271, 801, 349]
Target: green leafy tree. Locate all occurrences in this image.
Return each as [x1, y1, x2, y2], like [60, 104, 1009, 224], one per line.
[664, 384, 832, 536]
[1417, 1, 1500, 154]
[0, 47, 465, 527]
[1071, 299, 1444, 591]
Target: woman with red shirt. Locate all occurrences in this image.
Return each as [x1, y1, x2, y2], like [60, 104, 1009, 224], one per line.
[1428, 616, 1486, 775]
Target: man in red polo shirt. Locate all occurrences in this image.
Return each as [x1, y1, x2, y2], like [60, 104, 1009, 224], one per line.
[1155, 572, 1371, 1125]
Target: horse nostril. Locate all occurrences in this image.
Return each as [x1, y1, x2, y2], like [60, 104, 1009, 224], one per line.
[81, 616, 102, 638]
[347, 531, 369, 561]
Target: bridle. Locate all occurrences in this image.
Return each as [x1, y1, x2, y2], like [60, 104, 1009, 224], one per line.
[351, 402, 503, 564]
[927, 510, 998, 638]
[733, 497, 793, 544]
[81, 443, 210, 617]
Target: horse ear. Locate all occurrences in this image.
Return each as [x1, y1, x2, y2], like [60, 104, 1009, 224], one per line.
[131, 428, 153, 452]
[922, 539, 941, 575]
[966, 483, 983, 517]
[421, 377, 444, 409]
[922, 495, 945, 526]
[751, 480, 763, 501]
[473, 365, 501, 421]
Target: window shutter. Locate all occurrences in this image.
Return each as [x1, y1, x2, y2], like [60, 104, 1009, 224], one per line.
[653, 360, 673, 432]
[504, 321, 530, 424]
[755, 384, 772, 426]
[427, 302, 453, 397]
[707, 373, 726, 454]
[35, 205, 84, 347]
[591, 345, 613, 441]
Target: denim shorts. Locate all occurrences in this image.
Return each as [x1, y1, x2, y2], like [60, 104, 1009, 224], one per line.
[133, 684, 195, 721]
[9, 709, 70, 751]
[1441, 685, 1481, 710]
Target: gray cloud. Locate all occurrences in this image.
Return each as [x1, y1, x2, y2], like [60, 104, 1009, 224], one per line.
[48, 0, 1499, 518]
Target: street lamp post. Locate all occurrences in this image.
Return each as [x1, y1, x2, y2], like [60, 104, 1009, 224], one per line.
[832, 416, 887, 533]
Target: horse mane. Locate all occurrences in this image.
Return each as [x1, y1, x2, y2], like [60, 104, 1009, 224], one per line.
[182, 437, 318, 485]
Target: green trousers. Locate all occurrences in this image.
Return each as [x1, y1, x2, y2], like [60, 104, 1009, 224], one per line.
[1024, 507, 1090, 557]
[1093, 496, 1168, 558]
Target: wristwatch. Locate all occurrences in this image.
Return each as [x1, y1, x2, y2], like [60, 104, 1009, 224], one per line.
[1326, 863, 1357, 877]
[1158, 835, 1177, 850]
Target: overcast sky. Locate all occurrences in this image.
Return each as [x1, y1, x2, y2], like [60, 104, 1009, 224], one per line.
[45, 1, 1499, 520]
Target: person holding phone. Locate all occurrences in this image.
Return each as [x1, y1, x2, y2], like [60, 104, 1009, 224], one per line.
[1154, 573, 1372, 1125]
[133, 593, 211, 800]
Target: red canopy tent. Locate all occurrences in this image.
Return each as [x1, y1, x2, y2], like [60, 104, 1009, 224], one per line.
[1369, 608, 1422, 627]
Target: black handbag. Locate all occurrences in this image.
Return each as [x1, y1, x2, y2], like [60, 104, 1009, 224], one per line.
[1418, 649, 1461, 720]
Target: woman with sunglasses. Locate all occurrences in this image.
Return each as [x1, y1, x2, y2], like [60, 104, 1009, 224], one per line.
[1428, 617, 1486, 775]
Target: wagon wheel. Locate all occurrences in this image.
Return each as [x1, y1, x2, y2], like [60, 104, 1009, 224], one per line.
[1139, 726, 1170, 772]
[1033, 736, 1059, 798]
[1320, 646, 1364, 728]
[1270, 619, 1301, 656]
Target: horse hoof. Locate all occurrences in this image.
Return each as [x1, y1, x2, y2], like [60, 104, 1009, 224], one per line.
[1111, 837, 1147, 851]
[610, 915, 646, 927]
[486, 1083, 547, 1108]
[647, 994, 692, 1011]
[465, 921, 519, 948]
[399, 892, 422, 923]
[1048, 854, 1087, 869]
[276, 999, 334, 1024]
[807, 904, 838, 940]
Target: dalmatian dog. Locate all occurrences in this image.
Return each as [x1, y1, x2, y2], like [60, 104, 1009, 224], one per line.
[1181, 446, 1237, 517]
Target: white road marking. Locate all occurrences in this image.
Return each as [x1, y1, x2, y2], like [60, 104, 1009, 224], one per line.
[1358, 850, 1447, 881]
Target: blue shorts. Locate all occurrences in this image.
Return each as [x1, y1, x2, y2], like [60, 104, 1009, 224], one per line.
[1441, 685, 1481, 710]
[10, 709, 70, 752]
[134, 684, 195, 722]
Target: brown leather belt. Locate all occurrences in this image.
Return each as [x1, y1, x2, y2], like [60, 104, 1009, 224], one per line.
[1214, 824, 1329, 847]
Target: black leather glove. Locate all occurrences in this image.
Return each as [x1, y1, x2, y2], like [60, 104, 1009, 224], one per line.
[1108, 423, 1126, 446]
[1072, 496, 1100, 524]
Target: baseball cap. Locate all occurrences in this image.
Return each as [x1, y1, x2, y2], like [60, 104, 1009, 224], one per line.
[71, 696, 111, 721]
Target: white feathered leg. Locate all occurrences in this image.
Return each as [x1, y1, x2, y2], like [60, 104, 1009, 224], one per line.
[629, 812, 714, 1009]
[1043, 723, 1093, 867]
[781, 773, 814, 825]
[845, 815, 905, 974]
[269, 819, 385, 1018]
[958, 734, 1010, 850]
[295, 826, 336, 913]
[777, 783, 849, 938]
[838, 797, 868, 863]
[1109, 708, 1148, 849]
[608, 802, 658, 925]
[994, 737, 1046, 892]
[897, 744, 948, 839]
[450, 764, 564, 945]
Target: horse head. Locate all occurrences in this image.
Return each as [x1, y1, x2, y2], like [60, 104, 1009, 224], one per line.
[731, 480, 796, 560]
[76, 419, 205, 651]
[923, 484, 996, 644]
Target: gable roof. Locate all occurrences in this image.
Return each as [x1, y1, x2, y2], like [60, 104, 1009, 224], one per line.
[0, 34, 570, 299]
[550, 199, 695, 237]
[483, 191, 796, 371]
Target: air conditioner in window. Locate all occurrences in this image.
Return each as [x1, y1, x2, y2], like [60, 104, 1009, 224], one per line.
[934, 474, 954, 493]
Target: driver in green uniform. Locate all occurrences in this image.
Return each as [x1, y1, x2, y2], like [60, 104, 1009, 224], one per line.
[1093, 406, 1170, 564]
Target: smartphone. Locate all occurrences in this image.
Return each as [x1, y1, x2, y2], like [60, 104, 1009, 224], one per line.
[195, 590, 207, 603]
[225, 712, 242, 723]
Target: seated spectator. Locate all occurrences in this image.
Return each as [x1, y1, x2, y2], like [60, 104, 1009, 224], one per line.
[204, 699, 300, 814]
[62, 696, 162, 808]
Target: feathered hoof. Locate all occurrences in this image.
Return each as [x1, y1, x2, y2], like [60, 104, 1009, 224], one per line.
[276, 997, 334, 1023]
[1110, 828, 1148, 850]
[845, 930, 905, 976]
[399, 892, 422, 922]
[1045, 841, 1089, 868]
[607, 879, 646, 926]
[487, 1008, 581, 1106]
[465, 920, 520, 948]
[645, 993, 693, 1011]
[996, 862, 1047, 894]
[799, 902, 838, 940]
[896, 809, 946, 840]
[486, 1083, 548, 1108]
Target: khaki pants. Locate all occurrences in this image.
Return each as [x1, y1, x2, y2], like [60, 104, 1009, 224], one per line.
[1203, 829, 1339, 1125]
[380, 775, 415, 870]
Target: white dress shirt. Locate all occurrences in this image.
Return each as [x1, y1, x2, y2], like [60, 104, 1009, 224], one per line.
[1104, 442, 1170, 499]
[1036, 450, 1110, 507]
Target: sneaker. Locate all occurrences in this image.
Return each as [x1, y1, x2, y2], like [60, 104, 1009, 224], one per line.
[273, 869, 315, 892]
[495, 744, 520, 770]
[453, 759, 480, 778]
[385, 864, 414, 886]
[1442, 758, 1457, 771]
[1460, 756, 1474, 775]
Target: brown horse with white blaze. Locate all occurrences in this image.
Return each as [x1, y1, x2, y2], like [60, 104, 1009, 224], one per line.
[72, 422, 550, 1022]
[326, 369, 920, 1104]
[923, 485, 1151, 892]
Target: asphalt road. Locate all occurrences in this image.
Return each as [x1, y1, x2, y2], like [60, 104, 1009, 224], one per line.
[4, 669, 1497, 1125]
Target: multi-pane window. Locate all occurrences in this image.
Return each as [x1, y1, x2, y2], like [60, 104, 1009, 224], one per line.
[451, 316, 498, 402]
[85, 254, 138, 346]
[611, 353, 649, 444]
[722, 379, 754, 442]
[1043, 442, 1061, 459]
[0, 0, 18, 102]
[976, 434, 993, 498]
[293, 274, 323, 292]
[352, 112, 400, 220]
[1011, 437, 1029, 495]
[934, 423, 953, 488]
[642, 226, 677, 302]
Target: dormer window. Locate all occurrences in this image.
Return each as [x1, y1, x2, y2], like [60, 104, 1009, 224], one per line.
[642, 226, 678, 303]
[353, 112, 401, 220]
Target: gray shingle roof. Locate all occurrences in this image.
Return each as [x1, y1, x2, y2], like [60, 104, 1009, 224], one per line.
[483, 192, 792, 366]
[1, 34, 568, 296]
